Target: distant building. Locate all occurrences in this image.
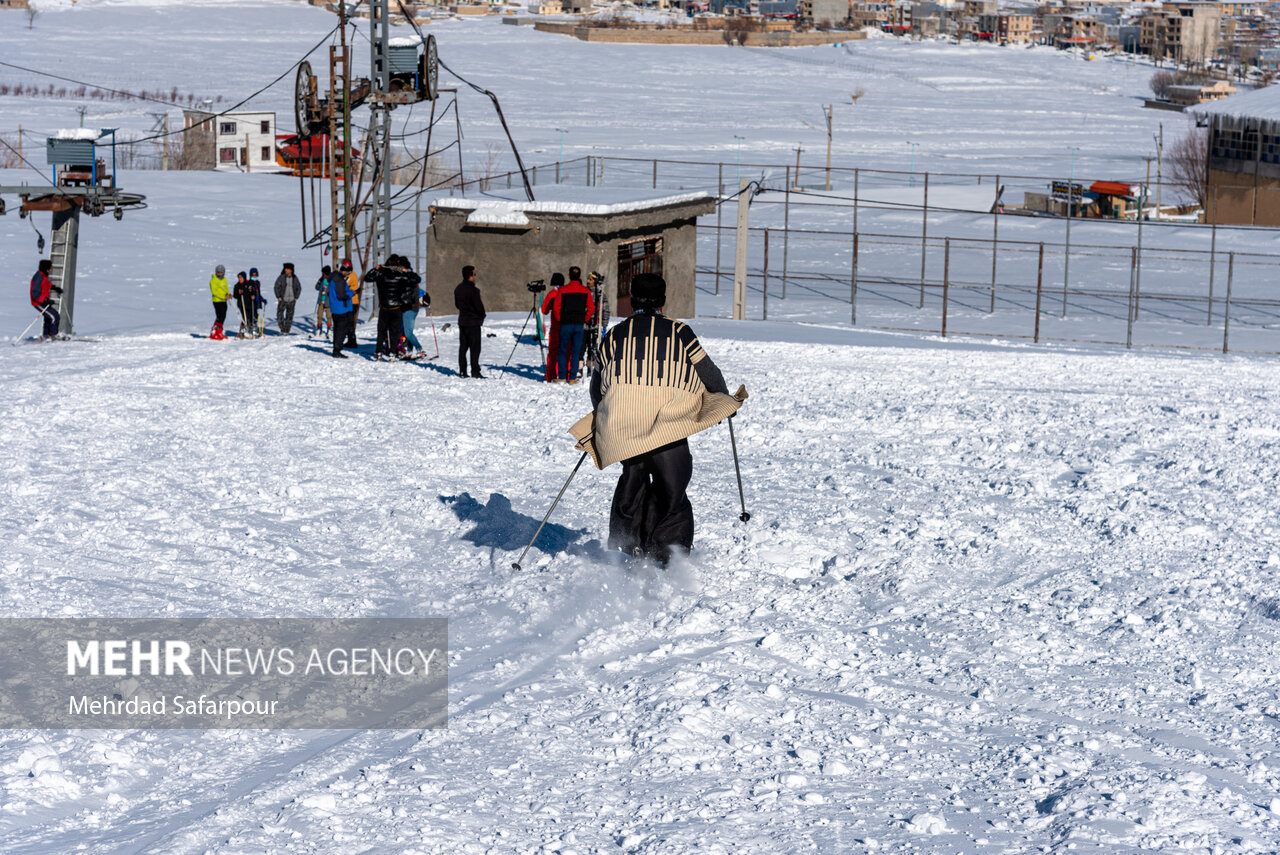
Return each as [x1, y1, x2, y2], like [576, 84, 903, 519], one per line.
[1192, 87, 1280, 225]
[425, 192, 716, 318]
[182, 110, 280, 172]
[977, 12, 1034, 43]
[1139, 2, 1220, 66]
[801, 0, 847, 27]
[1166, 79, 1237, 106]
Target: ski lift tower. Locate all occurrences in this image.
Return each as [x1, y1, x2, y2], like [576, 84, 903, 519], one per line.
[368, 0, 438, 267]
[0, 128, 146, 336]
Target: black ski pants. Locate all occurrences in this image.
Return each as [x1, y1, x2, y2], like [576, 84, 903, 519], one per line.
[376, 308, 403, 356]
[331, 311, 354, 356]
[458, 324, 482, 376]
[609, 438, 694, 565]
[213, 301, 227, 326]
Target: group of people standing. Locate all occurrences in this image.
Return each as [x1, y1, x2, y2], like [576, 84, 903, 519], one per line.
[318, 256, 429, 360]
[208, 263, 307, 340]
[540, 266, 609, 386]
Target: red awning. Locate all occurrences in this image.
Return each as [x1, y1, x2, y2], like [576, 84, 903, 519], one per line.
[1090, 181, 1134, 197]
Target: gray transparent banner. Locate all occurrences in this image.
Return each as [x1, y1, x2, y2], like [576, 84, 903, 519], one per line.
[0, 619, 448, 729]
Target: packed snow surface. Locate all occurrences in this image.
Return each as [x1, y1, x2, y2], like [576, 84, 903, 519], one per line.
[1, 3, 1279, 852]
[2, 322, 1280, 853]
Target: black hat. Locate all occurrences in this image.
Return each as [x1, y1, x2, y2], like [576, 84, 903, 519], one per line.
[629, 273, 666, 311]
[322, 265, 332, 275]
[283, 262, 294, 271]
[550, 272, 565, 288]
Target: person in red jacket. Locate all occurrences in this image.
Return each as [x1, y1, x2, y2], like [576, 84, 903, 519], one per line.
[541, 265, 596, 385]
[540, 272, 565, 382]
[29, 259, 60, 340]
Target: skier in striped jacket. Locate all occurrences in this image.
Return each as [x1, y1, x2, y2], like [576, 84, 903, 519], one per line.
[572, 273, 745, 565]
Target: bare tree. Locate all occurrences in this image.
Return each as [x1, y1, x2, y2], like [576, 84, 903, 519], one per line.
[25, 5, 39, 29]
[850, 86, 867, 105]
[1149, 70, 1176, 100]
[1169, 126, 1208, 210]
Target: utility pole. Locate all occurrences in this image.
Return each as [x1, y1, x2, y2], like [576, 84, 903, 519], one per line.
[733, 178, 751, 321]
[162, 114, 169, 171]
[1154, 123, 1163, 218]
[76, 106, 87, 128]
[823, 104, 833, 191]
[793, 145, 803, 189]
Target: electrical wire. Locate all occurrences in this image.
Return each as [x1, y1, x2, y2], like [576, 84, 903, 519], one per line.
[78, 24, 342, 148]
[0, 135, 53, 183]
[0, 60, 196, 109]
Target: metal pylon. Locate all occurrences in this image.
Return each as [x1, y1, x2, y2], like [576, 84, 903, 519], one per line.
[369, 0, 393, 270]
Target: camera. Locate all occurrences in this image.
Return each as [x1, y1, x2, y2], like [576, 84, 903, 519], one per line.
[526, 279, 546, 293]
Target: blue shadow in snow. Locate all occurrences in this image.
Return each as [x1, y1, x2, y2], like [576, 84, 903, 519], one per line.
[441, 492, 592, 557]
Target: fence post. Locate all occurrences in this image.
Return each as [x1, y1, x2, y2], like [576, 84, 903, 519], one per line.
[586, 155, 591, 187]
[990, 176, 999, 313]
[1033, 242, 1045, 344]
[715, 163, 723, 296]
[763, 228, 769, 321]
[782, 165, 791, 299]
[532, 165, 537, 186]
[851, 230, 859, 326]
[652, 158, 657, 190]
[941, 237, 950, 337]
[1126, 246, 1137, 349]
[1222, 251, 1234, 354]
[919, 172, 930, 309]
[1207, 185, 1218, 325]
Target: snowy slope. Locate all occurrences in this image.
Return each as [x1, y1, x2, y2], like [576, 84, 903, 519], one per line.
[2, 325, 1280, 853]
[2, 4, 1280, 853]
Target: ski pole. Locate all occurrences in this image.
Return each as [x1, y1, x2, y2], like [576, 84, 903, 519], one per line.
[428, 306, 439, 358]
[728, 416, 750, 522]
[12, 305, 52, 346]
[512, 451, 588, 571]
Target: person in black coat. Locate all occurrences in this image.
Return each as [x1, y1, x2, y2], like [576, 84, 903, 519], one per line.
[453, 265, 486, 378]
[373, 255, 422, 359]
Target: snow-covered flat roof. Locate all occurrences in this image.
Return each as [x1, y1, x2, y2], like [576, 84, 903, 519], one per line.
[433, 190, 716, 227]
[1189, 85, 1280, 121]
[53, 128, 101, 141]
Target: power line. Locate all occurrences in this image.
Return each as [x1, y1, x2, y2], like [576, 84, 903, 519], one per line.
[0, 60, 195, 108]
[0, 135, 53, 183]
[4, 24, 341, 149]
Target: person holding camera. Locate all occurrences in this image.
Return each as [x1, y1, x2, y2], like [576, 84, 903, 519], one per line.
[571, 272, 745, 566]
[541, 266, 595, 385]
[454, 265, 486, 378]
[29, 259, 61, 341]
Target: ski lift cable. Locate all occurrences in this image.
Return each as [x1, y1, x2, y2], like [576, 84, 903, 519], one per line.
[82, 24, 343, 148]
[0, 135, 53, 184]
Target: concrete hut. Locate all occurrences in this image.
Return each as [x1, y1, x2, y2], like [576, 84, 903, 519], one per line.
[425, 191, 716, 318]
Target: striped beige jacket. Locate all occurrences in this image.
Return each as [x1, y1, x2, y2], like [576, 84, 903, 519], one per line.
[570, 313, 743, 469]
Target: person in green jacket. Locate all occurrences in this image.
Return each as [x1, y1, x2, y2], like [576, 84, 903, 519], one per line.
[209, 264, 229, 339]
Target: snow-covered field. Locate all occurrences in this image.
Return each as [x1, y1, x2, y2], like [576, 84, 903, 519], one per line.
[4, 325, 1280, 853]
[3, 2, 1280, 853]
